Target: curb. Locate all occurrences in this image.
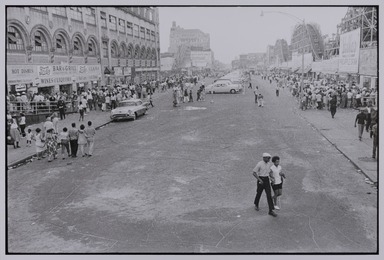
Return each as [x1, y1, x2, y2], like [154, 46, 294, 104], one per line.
[7, 119, 112, 170]
[293, 107, 377, 186]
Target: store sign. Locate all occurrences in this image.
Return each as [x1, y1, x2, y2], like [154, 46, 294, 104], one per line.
[113, 67, 123, 76]
[322, 57, 339, 74]
[15, 84, 27, 92]
[128, 60, 134, 67]
[359, 48, 377, 76]
[339, 29, 360, 73]
[141, 60, 146, 67]
[311, 61, 323, 73]
[123, 67, 131, 75]
[39, 76, 73, 86]
[135, 60, 140, 66]
[7, 65, 37, 84]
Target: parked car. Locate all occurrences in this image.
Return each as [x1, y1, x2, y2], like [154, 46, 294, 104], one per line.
[110, 99, 149, 121]
[206, 81, 242, 94]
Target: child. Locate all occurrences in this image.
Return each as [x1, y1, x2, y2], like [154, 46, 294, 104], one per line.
[26, 128, 33, 147]
[269, 156, 286, 210]
[59, 127, 70, 159]
[257, 93, 264, 107]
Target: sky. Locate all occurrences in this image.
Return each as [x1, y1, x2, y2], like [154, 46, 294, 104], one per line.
[158, 6, 349, 64]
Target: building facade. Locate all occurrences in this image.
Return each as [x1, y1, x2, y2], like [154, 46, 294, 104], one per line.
[168, 21, 210, 54]
[7, 6, 160, 95]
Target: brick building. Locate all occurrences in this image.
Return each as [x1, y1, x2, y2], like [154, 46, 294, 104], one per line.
[7, 6, 160, 95]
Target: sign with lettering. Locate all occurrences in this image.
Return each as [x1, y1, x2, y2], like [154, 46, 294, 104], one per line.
[7, 65, 37, 84]
[123, 67, 131, 75]
[141, 60, 146, 67]
[339, 29, 360, 73]
[359, 48, 377, 76]
[113, 67, 123, 76]
[39, 76, 73, 86]
[135, 60, 140, 67]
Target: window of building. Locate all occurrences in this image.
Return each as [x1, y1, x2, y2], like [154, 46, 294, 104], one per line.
[127, 22, 133, 35]
[73, 38, 83, 56]
[85, 7, 96, 24]
[31, 7, 48, 12]
[139, 8, 144, 17]
[69, 7, 83, 21]
[109, 15, 117, 30]
[88, 40, 97, 56]
[134, 24, 139, 38]
[151, 31, 155, 42]
[100, 12, 107, 27]
[140, 27, 145, 39]
[146, 29, 151, 40]
[148, 9, 153, 21]
[51, 7, 66, 17]
[33, 31, 48, 53]
[7, 26, 24, 51]
[55, 35, 67, 54]
[111, 43, 118, 58]
[118, 19, 125, 32]
[102, 41, 108, 57]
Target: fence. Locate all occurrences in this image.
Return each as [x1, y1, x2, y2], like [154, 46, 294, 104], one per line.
[7, 100, 79, 116]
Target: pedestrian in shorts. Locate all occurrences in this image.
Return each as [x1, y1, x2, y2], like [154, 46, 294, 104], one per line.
[269, 156, 286, 210]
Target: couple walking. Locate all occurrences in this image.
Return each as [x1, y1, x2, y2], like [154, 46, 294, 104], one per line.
[252, 153, 286, 217]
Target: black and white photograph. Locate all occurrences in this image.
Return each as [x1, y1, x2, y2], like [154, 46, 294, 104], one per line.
[2, 0, 382, 257]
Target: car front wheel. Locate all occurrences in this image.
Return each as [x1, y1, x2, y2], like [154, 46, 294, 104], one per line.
[230, 89, 236, 94]
[133, 113, 137, 120]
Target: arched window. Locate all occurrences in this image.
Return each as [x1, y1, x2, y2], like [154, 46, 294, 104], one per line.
[7, 26, 24, 51]
[111, 42, 118, 58]
[73, 36, 83, 56]
[127, 44, 133, 59]
[33, 30, 48, 53]
[140, 46, 146, 59]
[146, 47, 151, 59]
[152, 49, 156, 60]
[134, 45, 140, 59]
[55, 34, 67, 54]
[88, 39, 97, 56]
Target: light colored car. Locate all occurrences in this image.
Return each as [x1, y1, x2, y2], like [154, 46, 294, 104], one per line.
[110, 99, 149, 121]
[206, 81, 242, 94]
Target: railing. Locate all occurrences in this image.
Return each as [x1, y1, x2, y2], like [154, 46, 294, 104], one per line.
[7, 101, 79, 116]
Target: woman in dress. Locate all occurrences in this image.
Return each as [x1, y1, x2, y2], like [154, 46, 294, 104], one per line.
[34, 128, 45, 160]
[10, 118, 21, 149]
[45, 128, 58, 162]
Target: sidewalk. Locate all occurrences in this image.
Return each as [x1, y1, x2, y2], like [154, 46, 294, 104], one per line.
[7, 92, 170, 168]
[296, 104, 377, 184]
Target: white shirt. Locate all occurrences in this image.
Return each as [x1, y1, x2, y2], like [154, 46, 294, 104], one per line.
[253, 160, 271, 177]
[270, 165, 283, 185]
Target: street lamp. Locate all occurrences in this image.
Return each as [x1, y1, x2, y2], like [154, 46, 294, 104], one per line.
[260, 10, 305, 103]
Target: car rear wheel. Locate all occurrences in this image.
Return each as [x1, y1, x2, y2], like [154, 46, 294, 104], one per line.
[230, 89, 236, 94]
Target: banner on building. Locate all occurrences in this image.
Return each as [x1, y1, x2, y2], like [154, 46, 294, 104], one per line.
[113, 67, 123, 76]
[123, 67, 131, 76]
[339, 28, 360, 73]
[7, 65, 37, 85]
[359, 48, 377, 76]
[322, 57, 339, 74]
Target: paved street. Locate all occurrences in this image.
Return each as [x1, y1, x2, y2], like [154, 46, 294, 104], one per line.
[7, 77, 377, 253]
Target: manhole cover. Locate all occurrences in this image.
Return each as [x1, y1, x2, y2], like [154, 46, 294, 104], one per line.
[358, 157, 376, 162]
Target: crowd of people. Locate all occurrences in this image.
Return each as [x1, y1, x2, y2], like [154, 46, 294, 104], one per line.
[259, 71, 378, 158]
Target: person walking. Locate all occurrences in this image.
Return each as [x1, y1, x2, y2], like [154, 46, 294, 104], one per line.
[85, 121, 96, 157]
[43, 116, 54, 137]
[51, 112, 59, 133]
[26, 128, 33, 147]
[276, 85, 280, 97]
[269, 156, 286, 210]
[253, 87, 258, 104]
[252, 153, 277, 217]
[78, 101, 85, 121]
[330, 95, 337, 119]
[57, 97, 66, 120]
[78, 124, 88, 157]
[68, 123, 79, 157]
[355, 109, 367, 141]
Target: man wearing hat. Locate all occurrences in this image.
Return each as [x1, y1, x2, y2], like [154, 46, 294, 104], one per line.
[252, 153, 277, 217]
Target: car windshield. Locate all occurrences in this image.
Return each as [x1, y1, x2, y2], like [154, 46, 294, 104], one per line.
[119, 102, 137, 107]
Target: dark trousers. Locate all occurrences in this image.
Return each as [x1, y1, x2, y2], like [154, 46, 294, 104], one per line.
[330, 107, 337, 118]
[70, 139, 78, 157]
[254, 176, 274, 212]
[20, 124, 26, 137]
[59, 108, 65, 120]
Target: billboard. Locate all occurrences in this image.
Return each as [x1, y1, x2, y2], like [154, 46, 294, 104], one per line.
[190, 51, 212, 68]
[359, 48, 377, 76]
[339, 28, 360, 73]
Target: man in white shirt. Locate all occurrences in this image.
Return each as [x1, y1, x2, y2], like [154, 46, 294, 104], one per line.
[252, 153, 277, 217]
